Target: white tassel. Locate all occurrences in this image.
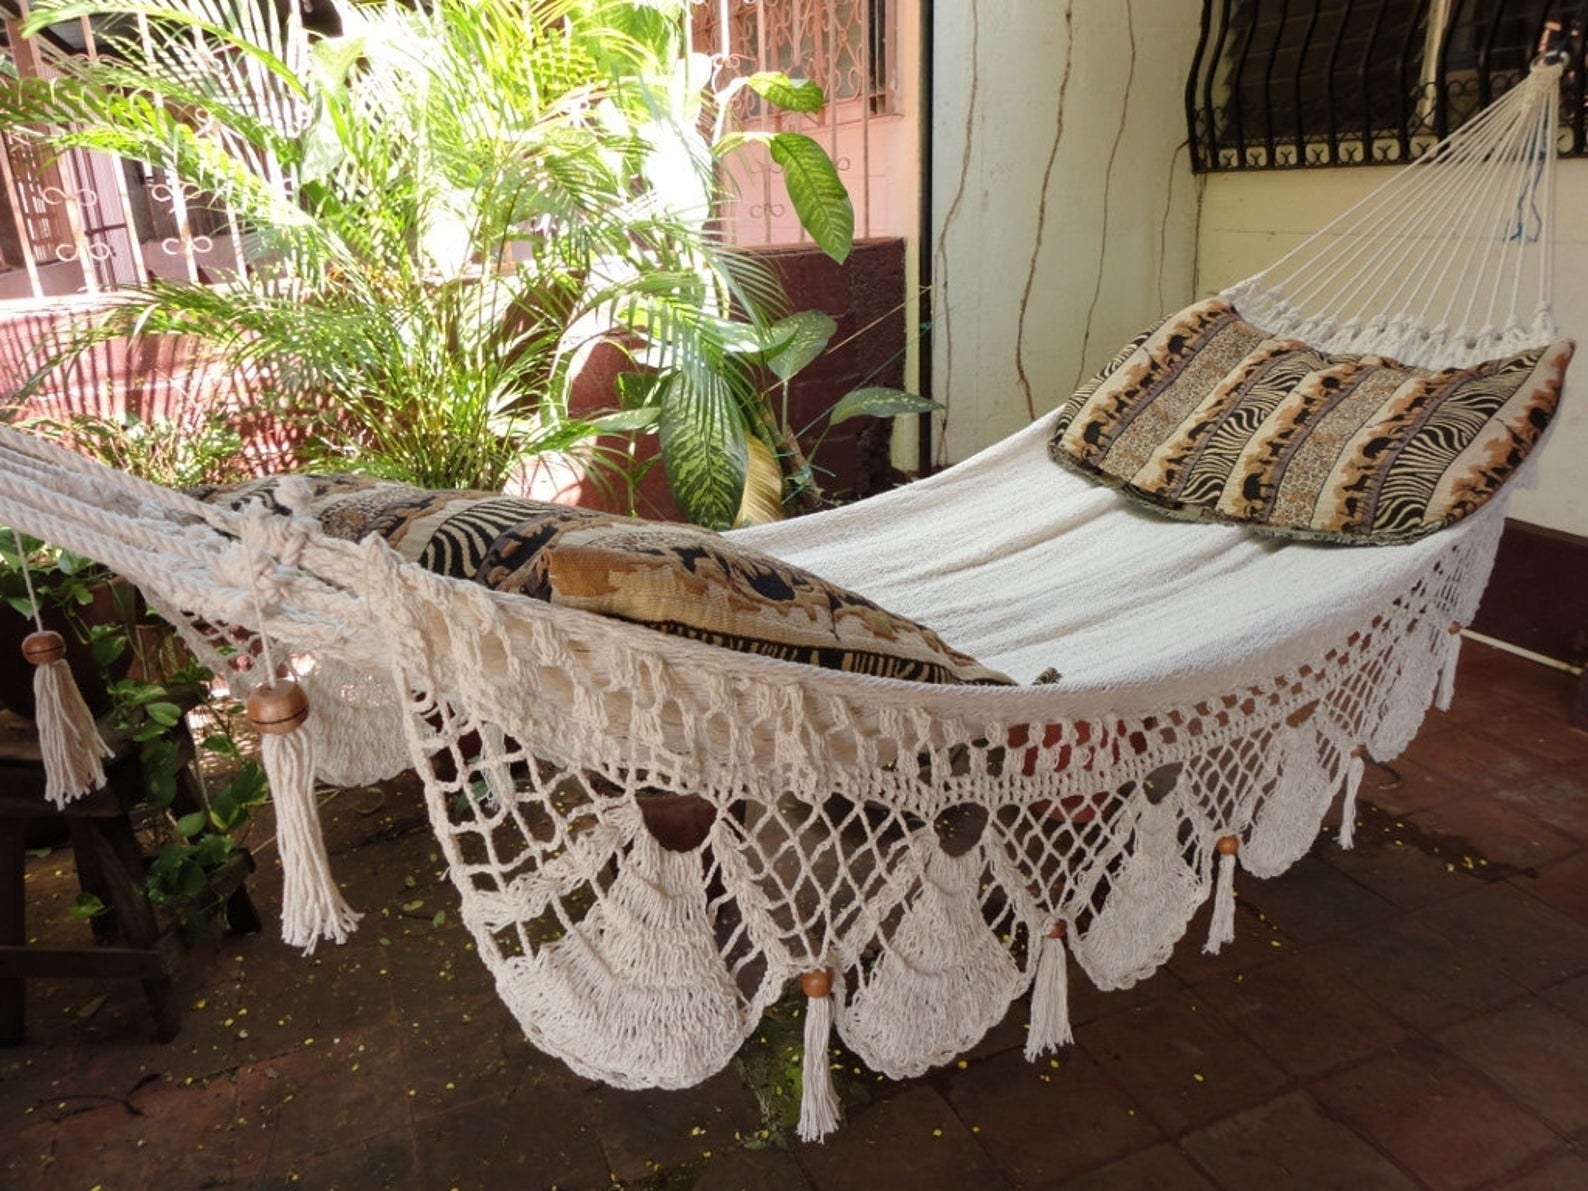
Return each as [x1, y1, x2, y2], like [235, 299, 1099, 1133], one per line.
[1338, 750, 1366, 849]
[250, 682, 361, 953]
[25, 632, 111, 808]
[797, 969, 841, 1143]
[1436, 624, 1462, 711]
[1203, 837, 1239, 955]
[1025, 922, 1073, 1059]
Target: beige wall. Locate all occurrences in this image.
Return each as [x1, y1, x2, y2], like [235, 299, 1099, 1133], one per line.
[929, 0, 1582, 539]
[1198, 163, 1588, 538]
[926, 0, 1203, 466]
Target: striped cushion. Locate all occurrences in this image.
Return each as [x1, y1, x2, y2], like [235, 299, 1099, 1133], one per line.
[540, 523, 1015, 685]
[199, 479, 1012, 684]
[1048, 298, 1574, 543]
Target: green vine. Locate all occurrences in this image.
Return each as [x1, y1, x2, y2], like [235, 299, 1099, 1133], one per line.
[3, 530, 268, 930]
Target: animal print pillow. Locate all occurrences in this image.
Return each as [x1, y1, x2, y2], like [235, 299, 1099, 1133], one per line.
[198, 479, 1013, 684]
[1048, 298, 1573, 544]
[539, 522, 1015, 685]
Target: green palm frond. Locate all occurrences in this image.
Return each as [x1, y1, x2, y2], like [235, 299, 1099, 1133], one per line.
[4, 0, 855, 517]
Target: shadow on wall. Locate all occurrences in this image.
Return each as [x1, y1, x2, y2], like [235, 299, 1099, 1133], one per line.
[0, 297, 297, 474]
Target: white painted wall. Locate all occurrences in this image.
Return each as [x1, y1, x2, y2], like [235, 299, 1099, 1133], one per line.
[927, 0, 1203, 466]
[1198, 164, 1588, 537]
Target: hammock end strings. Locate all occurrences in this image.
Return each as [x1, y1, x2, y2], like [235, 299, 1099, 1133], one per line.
[24, 629, 113, 808]
[249, 678, 362, 953]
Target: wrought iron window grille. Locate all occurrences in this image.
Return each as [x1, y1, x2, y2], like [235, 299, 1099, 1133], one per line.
[1186, 0, 1588, 172]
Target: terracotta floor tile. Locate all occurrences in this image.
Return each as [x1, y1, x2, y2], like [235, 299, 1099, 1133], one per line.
[1320, 817, 1489, 909]
[1311, 1040, 1562, 1191]
[1487, 1149, 1588, 1190]
[1054, 1142, 1220, 1190]
[585, 1067, 763, 1185]
[269, 1129, 418, 1188]
[0, 1116, 55, 1191]
[1489, 765, 1588, 842]
[790, 1085, 1010, 1190]
[1513, 851, 1588, 927]
[228, 930, 399, 1047]
[1066, 957, 1186, 1026]
[1198, 951, 1409, 1079]
[1407, 792, 1582, 871]
[941, 1046, 1163, 1185]
[1357, 755, 1467, 815]
[414, 1082, 609, 1191]
[1180, 1090, 1420, 1190]
[1416, 882, 1588, 992]
[1435, 1000, 1588, 1133]
[1539, 972, 1588, 1028]
[397, 996, 520, 1116]
[235, 1021, 411, 1166]
[40, 1074, 242, 1190]
[1400, 725, 1560, 796]
[1236, 852, 1398, 945]
[695, 1145, 815, 1190]
[1078, 988, 1291, 1137]
[1309, 916, 1529, 1033]
[1474, 708, 1588, 766]
[1164, 890, 1293, 987]
[1448, 646, 1578, 711]
[958, 995, 1037, 1062]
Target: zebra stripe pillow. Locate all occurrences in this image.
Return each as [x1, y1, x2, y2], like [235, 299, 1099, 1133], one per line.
[197, 479, 1014, 684]
[1047, 298, 1573, 544]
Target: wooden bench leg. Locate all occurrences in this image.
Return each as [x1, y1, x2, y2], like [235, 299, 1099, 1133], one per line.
[69, 812, 181, 1042]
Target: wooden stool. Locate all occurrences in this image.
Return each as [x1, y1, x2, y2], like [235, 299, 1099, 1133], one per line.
[0, 710, 260, 1044]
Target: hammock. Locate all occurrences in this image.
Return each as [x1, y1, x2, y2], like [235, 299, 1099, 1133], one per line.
[0, 60, 1571, 1140]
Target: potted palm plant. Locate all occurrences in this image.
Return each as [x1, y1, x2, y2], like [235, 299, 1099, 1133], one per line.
[3, 0, 883, 527]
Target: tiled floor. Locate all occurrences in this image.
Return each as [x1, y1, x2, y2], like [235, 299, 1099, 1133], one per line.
[1, 638, 1585, 1189]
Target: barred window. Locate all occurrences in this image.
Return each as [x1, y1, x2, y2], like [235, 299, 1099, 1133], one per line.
[1187, 0, 1585, 171]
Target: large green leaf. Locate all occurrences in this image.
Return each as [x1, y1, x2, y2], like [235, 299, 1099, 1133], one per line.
[588, 407, 660, 433]
[658, 372, 748, 530]
[765, 311, 836, 381]
[828, 387, 942, 425]
[746, 72, 826, 114]
[768, 133, 853, 264]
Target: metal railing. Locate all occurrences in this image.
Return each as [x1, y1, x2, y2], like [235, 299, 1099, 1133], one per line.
[691, 0, 908, 246]
[2, 1, 908, 305]
[1186, 0, 1588, 171]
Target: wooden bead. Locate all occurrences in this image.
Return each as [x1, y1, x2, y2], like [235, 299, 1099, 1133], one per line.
[1047, 920, 1067, 940]
[247, 680, 310, 735]
[21, 630, 66, 666]
[800, 968, 832, 999]
[1216, 834, 1240, 857]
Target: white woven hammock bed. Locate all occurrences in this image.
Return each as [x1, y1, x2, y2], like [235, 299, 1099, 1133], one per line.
[0, 62, 1573, 1140]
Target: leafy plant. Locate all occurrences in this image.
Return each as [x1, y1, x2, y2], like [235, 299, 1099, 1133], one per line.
[4, 0, 859, 528]
[1, 528, 267, 928]
[0, 533, 113, 626]
[19, 410, 251, 491]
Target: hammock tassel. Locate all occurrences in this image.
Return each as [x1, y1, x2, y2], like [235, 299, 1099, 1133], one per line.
[1436, 622, 1463, 711]
[24, 630, 111, 808]
[1338, 748, 1367, 849]
[249, 680, 361, 953]
[797, 967, 841, 1143]
[1025, 920, 1074, 1059]
[1203, 836, 1240, 955]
